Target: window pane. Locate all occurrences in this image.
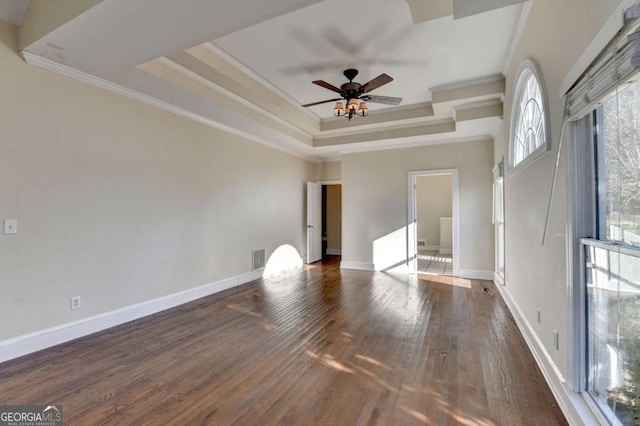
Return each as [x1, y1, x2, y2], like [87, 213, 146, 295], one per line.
[586, 245, 640, 425]
[511, 68, 548, 168]
[599, 83, 640, 247]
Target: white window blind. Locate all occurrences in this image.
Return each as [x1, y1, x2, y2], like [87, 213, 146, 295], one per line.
[544, 4, 640, 245]
[565, 7, 640, 121]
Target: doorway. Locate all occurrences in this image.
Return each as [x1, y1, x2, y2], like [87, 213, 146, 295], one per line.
[322, 184, 342, 259]
[408, 170, 459, 276]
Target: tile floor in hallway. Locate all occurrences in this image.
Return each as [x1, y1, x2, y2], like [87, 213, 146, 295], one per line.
[417, 249, 453, 275]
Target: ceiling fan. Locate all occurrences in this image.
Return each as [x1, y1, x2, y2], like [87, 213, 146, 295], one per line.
[302, 69, 402, 120]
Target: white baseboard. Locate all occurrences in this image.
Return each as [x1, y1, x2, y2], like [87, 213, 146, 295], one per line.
[492, 283, 600, 425]
[438, 248, 453, 255]
[456, 269, 493, 280]
[493, 271, 505, 286]
[0, 268, 264, 364]
[423, 245, 440, 251]
[326, 248, 342, 256]
[340, 261, 375, 271]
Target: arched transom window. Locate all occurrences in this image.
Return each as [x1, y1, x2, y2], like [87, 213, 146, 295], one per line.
[510, 60, 550, 169]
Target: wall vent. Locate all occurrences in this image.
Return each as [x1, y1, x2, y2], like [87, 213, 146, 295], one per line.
[252, 249, 265, 270]
[417, 239, 427, 248]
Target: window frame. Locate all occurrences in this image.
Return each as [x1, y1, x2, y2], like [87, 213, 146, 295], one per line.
[508, 59, 552, 172]
[571, 95, 640, 425]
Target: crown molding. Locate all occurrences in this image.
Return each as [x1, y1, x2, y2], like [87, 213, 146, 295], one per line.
[203, 42, 319, 121]
[339, 135, 494, 155]
[315, 119, 457, 147]
[431, 74, 504, 94]
[156, 56, 314, 141]
[20, 50, 319, 162]
[19, 51, 503, 163]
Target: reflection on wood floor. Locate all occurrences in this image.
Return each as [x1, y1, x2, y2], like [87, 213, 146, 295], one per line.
[0, 256, 566, 425]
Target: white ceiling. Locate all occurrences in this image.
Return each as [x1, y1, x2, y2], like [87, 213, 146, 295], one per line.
[18, 0, 527, 161]
[0, 0, 28, 26]
[213, 0, 522, 118]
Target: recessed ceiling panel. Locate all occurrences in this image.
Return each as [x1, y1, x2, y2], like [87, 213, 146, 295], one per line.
[213, 0, 523, 118]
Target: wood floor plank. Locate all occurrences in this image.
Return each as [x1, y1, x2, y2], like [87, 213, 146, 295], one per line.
[0, 257, 566, 425]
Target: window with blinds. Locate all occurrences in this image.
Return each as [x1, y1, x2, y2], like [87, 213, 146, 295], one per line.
[565, 5, 640, 424]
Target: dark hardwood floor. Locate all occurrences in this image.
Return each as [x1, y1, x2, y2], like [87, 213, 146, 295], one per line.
[0, 257, 566, 425]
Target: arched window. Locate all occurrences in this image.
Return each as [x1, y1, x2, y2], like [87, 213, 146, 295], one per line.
[509, 59, 550, 169]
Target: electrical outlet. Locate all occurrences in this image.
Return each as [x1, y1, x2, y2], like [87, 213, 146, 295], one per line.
[70, 296, 81, 310]
[3, 219, 17, 234]
[537, 310, 541, 324]
[553, 330, 559, 351]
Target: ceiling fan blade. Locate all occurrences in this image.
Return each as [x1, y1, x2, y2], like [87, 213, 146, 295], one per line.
[363, 95, 403, 105]
[302, 98, 342, 107]
[360, 74, 394, 93]
[312, 80, 342, 93]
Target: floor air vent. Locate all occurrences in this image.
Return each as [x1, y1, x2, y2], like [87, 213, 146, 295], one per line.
[253, 249, 265, 270]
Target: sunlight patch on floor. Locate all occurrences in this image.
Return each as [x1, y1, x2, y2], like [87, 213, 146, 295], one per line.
[418, 274, 472, 289]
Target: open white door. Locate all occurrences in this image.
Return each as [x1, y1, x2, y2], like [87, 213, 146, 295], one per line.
[306, 182, 322, 263]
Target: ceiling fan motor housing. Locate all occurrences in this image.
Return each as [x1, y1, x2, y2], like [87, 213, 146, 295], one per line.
[340, 82, 362, 99]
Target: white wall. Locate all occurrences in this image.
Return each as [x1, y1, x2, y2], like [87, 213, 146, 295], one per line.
[416, 175, 452, 247]
[320, 161, 341, 181]
[0, 20, 315, 341]
[341, 139, 493, 274]
[494, 0, 623, 421]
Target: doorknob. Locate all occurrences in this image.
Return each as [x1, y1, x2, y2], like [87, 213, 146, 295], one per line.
[307, 225, 313, 228]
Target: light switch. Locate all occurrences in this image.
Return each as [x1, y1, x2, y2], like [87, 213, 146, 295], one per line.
[3, 219, 17, 234]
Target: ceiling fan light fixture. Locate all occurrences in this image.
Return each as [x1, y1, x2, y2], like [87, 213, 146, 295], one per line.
[358, 101, 368, 116]
[303, 69, 401, 122]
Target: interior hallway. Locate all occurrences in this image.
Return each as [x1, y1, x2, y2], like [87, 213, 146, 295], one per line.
[0, 258, 565, 425]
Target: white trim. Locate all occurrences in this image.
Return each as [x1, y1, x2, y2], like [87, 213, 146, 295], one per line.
[502, 1, 533, 76]
[340, 261, 375, 271]
[493, 271, 505, 285]
[492, 283, 601, 425]
[560, 0, 636, 96]
[204, 42, 320, 121]
[456, 269, 493, 280]
[156, 57, 314, 139]
[438, 248, 453, 255]
[408, 169, 460, 277]
[19, 51, 317, 162]
[314, 118, 455, 141]
[0, 268, 264, 364]
[430, 74, 504, 93]
[338, 134, 494, 155]
[424, 245, 441, 251]
[453, 98, 503, 112]
[319, 180, 342, 185]
[326, 248, 342, 255]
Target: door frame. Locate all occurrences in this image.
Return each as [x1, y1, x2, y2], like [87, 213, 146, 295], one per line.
[320, 180, 342, 259]
[407, 169, 460, 275]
